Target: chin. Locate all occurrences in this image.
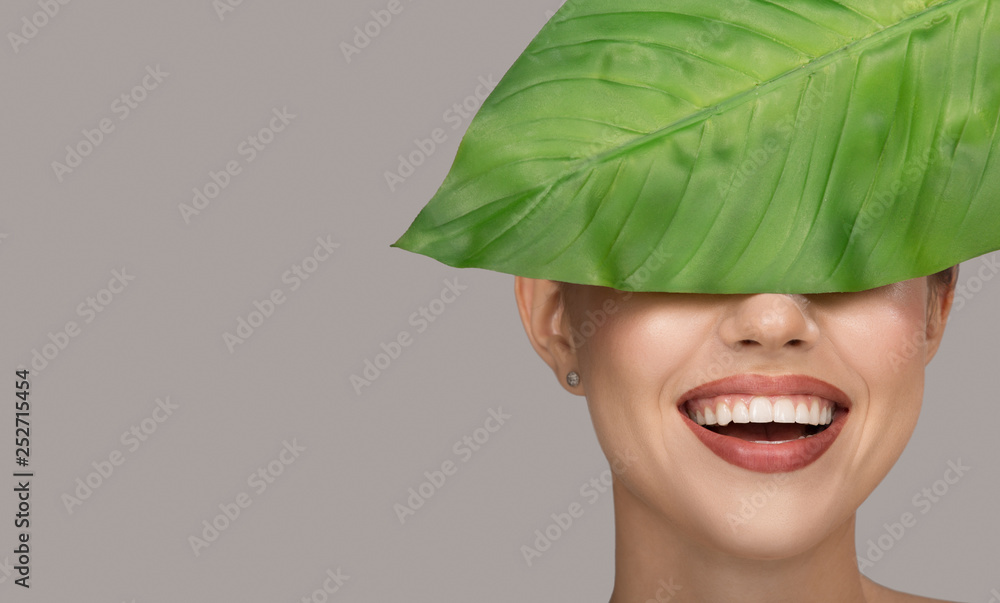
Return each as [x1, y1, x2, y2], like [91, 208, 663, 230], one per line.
[604, 405, 900, 564]
[612, 467, 862, 564]
[693, 492, 854, 561]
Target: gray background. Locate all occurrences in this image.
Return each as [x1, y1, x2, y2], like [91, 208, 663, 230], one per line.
[0, 1, 996, 601]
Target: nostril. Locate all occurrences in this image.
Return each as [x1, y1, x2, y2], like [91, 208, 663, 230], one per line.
[723, 302, 817, 351]
[735, 337, 809, 349]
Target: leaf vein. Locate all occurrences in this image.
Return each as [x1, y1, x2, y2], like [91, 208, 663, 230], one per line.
[531, 38, 763, 82]
[554, 10, 810, 55]
[492, 75, 701, 109]
[517, 0, 979, 203]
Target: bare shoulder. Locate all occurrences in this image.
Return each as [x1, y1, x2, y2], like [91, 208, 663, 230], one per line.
[861, 577, 961, 603]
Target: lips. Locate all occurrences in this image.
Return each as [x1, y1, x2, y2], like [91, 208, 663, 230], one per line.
[677, 374, 851, 473]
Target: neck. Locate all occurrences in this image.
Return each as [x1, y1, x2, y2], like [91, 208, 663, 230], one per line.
[607, 478, 872, 603]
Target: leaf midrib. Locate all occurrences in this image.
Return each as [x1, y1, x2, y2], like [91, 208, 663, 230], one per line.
[541, 0, 973, 180]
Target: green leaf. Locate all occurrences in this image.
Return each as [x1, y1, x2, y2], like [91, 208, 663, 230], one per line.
[394, 0, 1000, 293]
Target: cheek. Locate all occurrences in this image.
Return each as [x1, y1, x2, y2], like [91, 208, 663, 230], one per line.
[825, 286, 930, 470]
[574, 306, 714, 462]
[827, 288, 928, 390]
[578, 307, 711, 404]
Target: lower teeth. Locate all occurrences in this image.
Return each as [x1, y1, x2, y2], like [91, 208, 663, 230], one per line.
[752, 435, 812, 444]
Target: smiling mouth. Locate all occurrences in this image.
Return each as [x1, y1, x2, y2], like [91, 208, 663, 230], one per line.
[682, 394, 837, 443]
[676, 374, 851, 472]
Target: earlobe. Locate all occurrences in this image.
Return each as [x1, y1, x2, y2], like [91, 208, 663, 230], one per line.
[514, 277, 583, 394]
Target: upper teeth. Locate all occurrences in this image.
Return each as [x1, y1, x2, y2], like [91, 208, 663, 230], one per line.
[686, 394, 834, 426]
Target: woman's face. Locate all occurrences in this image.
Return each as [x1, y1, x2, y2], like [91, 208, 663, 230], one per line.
[516, 276, 954, 559]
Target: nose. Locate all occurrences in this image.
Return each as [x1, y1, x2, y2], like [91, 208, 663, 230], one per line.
[718, 294, 818, 352]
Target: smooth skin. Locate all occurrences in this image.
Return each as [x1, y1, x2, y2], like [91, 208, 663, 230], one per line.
[514, 273, 957, 603]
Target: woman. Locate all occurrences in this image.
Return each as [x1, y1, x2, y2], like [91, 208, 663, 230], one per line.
[395, 1, 999, 600]
[512, 270, 958, 602]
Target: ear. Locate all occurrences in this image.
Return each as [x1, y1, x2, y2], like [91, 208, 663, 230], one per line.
[513, 277, 583, 394]
[924, 268, 958, 364]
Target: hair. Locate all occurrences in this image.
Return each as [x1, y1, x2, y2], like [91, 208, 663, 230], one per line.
[929, 264, 959, 291]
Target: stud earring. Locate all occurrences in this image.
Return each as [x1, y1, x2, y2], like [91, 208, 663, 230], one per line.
[566, 371, 581, 387]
